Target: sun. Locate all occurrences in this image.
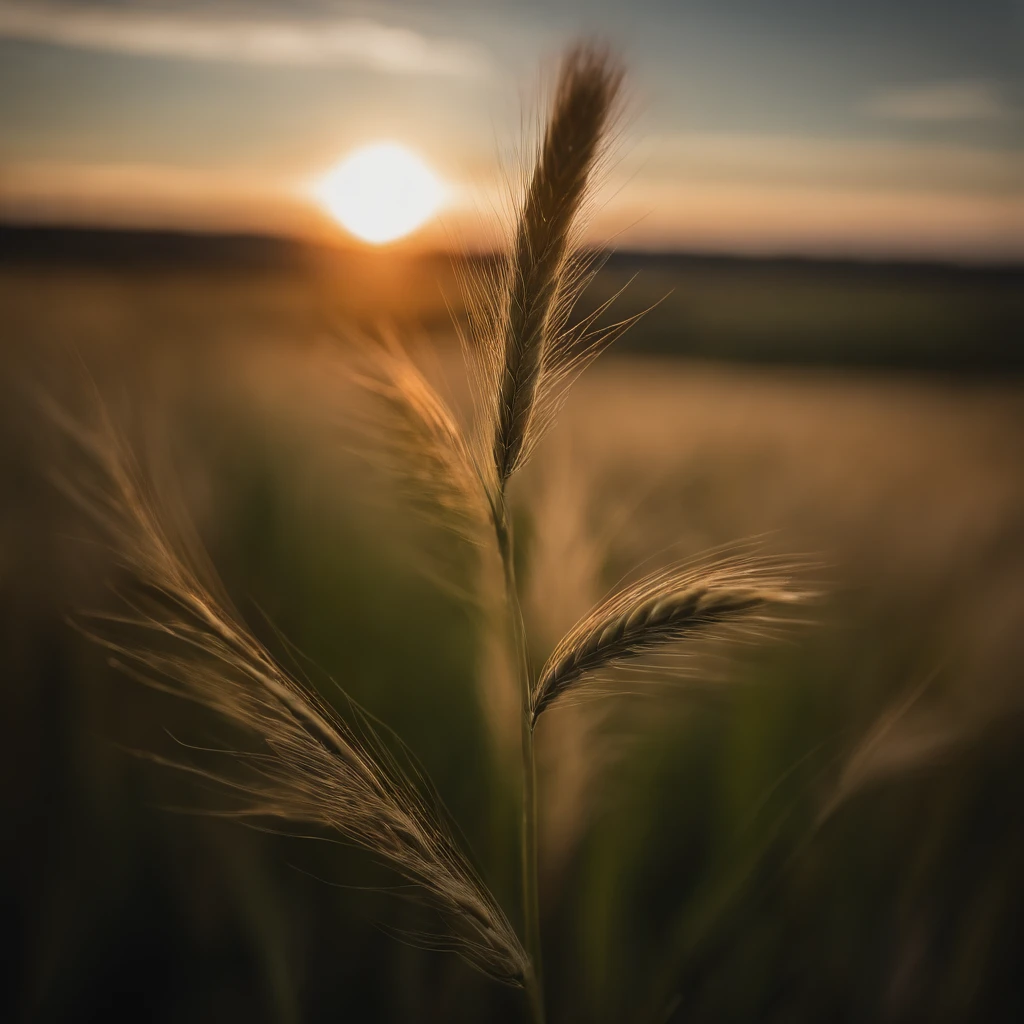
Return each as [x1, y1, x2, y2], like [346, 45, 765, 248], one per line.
[310, 142, 446, 244]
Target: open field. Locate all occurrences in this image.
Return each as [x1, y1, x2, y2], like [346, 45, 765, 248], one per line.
[2, 239, 1023, 1022]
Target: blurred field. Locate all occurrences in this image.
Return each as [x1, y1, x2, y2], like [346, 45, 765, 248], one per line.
[2, 230, 1023, 1023]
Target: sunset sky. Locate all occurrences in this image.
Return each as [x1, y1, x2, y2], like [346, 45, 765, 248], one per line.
[1, 0, 1022, 259]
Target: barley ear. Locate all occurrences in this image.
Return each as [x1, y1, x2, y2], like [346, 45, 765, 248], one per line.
[48, 396, 530, 987]
[350, 331, 493, 549]
[531, 558, 811, 724]
[491, 43, 624, 485]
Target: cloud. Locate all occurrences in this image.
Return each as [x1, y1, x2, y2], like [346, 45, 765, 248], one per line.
[866, 81, 1015, 122]
[0, 2, 491, 77]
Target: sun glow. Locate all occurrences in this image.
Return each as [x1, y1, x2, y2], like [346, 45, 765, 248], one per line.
[311, 142, 446, 244]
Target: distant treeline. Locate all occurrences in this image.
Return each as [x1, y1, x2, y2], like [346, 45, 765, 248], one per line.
[0, 223, 318, 272]
[3, 224, 1021, 373]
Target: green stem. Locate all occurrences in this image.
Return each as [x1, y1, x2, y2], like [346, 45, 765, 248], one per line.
[495, 503, 545, 1024]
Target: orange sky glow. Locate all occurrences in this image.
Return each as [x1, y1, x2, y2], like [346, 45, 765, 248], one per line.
[1, 2, 1021, 261]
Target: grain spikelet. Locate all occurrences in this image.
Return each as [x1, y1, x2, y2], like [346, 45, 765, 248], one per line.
[818, 672, 963, 826]
[532, 556, 810, 723]
[491, 44, 625, 484]
[48, 397, 528, 986]
[351, 331, 494, 546]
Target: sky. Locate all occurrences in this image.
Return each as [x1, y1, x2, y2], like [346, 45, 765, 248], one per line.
[1, 0, 1022, 260]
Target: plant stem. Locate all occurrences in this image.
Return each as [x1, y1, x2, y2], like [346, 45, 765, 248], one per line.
[495, 504, 545, 1024]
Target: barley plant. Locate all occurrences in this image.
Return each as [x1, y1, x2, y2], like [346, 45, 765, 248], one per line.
[59, 43, 810, 1023]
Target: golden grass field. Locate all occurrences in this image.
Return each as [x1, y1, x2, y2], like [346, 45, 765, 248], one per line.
[2, 243, 1023, 1022]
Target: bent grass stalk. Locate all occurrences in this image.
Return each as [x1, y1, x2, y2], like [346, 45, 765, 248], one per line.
[47, 395, 529, 986]
[59, 41, 813, 1024]
[531, 561, 810, 724]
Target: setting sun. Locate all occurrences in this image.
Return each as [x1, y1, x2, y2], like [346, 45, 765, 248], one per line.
[310, 142, 446, 244]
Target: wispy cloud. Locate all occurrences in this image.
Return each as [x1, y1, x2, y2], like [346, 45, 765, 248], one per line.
[0, 3, 491, 77]
[866, 81, 1015, 122]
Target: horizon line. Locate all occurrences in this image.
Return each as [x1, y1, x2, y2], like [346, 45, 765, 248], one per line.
[3, 219, 1023, 272]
